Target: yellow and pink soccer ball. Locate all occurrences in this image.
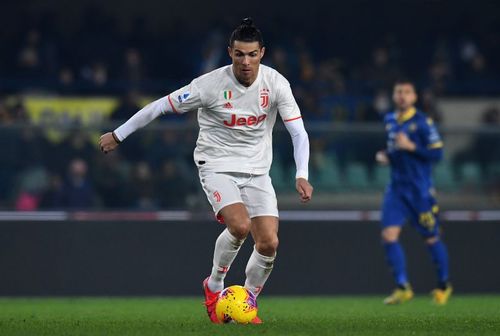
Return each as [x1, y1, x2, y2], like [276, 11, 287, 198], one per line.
[215, 285, 258, 324]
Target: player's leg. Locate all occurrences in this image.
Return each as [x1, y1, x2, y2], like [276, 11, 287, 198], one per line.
[381, 226, 414, 304]
[382, 226, 408, 285]
[239, 173, 279, 324]
[413, 201, 452, 304]
[239, 215, 277, 325]
[208, 203, 251, 292]
[381, 191, 410, 288]
[426, 235, 452, 304]
[239, 173, 279, 298]
[198, 171, 250, 322]
[245, 215, 279, 296]
[381, 189, 414, 304]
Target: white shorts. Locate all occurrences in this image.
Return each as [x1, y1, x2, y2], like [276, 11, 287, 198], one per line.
[198, 170, 279, 218]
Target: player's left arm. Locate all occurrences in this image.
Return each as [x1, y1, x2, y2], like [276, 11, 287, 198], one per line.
[396, 117, 443, 162]
[284, 118, 313, 202]
[277, 78, 313, 202]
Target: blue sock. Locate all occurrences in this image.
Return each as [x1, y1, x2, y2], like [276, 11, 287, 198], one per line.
[426, 239, 450, 287]
[383, 241, 408, 286]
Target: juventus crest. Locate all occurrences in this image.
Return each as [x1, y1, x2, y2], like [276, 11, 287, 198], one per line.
[260, 88, 270, 108]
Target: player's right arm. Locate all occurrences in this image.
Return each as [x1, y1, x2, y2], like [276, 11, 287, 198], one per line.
[99, 95, 174, 153]
[99, 82, 202, 153]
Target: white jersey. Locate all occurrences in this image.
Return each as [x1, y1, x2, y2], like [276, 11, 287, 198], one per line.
[114, 64, 309, 179]
[167, 64, 302, 175]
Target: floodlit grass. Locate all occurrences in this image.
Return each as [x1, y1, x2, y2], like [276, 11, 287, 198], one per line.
[0, 296, 499, 335]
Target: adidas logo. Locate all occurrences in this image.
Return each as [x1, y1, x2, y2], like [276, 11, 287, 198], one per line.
[223, 102, 233, 109]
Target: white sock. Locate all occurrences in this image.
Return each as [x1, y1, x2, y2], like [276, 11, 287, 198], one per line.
[244, 246, 276, 296]
[208, 228, 245, 292]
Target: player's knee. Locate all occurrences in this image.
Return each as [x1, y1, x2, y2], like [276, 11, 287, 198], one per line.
[255, 236, 279, 256]
[227, 217, 251, 240]
[381, 228, 400, 243]
[425, 235, 440, 245]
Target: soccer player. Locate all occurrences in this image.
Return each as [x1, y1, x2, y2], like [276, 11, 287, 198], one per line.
[99, 18, 313, 323]
[375, 80, 452, 305]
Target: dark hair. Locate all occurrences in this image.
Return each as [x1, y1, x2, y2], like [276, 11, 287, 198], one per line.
[394, 78, 416, 90]
[229, 18, 264, 47]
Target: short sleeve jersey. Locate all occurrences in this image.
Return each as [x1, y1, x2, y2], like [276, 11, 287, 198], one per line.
[166, 64, 301, 174]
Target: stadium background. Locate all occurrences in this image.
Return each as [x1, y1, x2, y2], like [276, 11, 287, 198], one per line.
[0, 0, 499, 295]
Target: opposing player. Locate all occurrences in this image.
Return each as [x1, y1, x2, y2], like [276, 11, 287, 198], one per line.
[99, 18, 313, 323]
[376, 80, 452, 305]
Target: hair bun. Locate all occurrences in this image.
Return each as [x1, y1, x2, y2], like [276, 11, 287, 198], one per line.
[242, 17, 254, 26]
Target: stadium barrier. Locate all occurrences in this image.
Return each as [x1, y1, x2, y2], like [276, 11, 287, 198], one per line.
[0, 211, 498, 296]
[1, 210, 500, 221]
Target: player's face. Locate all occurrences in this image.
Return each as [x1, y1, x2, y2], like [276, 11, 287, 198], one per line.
[228, 41, 265, 87]
[393, 84, 417, 111]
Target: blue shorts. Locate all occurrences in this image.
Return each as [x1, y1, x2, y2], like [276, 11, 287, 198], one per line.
[381, 186, 440, 237]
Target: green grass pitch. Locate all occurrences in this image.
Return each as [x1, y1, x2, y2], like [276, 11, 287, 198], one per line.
[0, 296, 499, 335]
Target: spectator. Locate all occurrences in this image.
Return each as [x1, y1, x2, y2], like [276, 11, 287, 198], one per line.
[56, 131, 96, 175]
[358, 89, 390, 122]
[452, 106, 500, 181]
[92, 152, 132, 208]
[110, 90, 142, 122]
[16, 127, 48, 170]
[361, 47, 401, 92]
[420, 88, 443, 122]
[122, 48, 146, 83]
[15, 165, 49, 210]
[268, 46, 293, 79]
[58, 66, 76, 94]
[17, 29, 44, 79]
[0, 99, 13, 125]
[198, 29, 225, 75]
[155, 159, 191, 209]
[59, 158, 95, 209]
[130, 161, 157, 210]
[39, 174, 64, 209]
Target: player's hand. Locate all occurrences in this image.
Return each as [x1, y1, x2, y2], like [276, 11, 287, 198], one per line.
[375, 150, 389, 165]
[395, 132, 416, 151]
[296, 177, 313, 203]
[99, 132, 119, 154]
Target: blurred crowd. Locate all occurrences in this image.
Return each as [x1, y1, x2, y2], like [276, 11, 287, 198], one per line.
[1, 99, 499, 210]
[0, 123, 201, 211]
[1, 7, 500, 210]
[1, 7, 499, 99]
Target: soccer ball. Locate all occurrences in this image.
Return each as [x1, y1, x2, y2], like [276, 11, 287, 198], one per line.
[215, 285, 258, 324]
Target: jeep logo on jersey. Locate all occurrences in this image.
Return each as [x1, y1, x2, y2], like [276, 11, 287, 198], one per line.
[223, 114, 267, 127]
[260, 89, 270, 108]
